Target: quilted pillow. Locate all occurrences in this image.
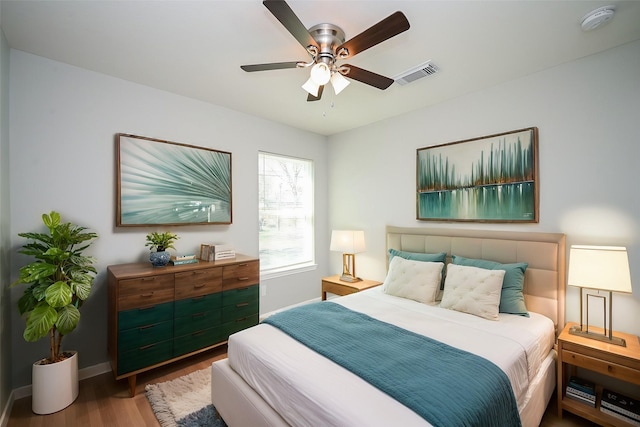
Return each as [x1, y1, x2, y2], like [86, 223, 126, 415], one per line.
[452, 255, 529, 317]
[388, 249, 447, 288]
[383, 256, 443, 304]
[440, 264, 506, 320]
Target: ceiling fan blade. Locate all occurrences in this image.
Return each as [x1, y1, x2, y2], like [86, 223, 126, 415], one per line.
[241, 62, 300, 72]
[307, 85, 324, 102]
[336, 11, 410, 58]
[263, 0, 318, 50]
[343, 65, 394, 90]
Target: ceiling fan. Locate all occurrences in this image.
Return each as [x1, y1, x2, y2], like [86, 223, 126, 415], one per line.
[241, 0, 410, 102]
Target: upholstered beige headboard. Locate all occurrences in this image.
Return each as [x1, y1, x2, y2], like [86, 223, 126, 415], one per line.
[386, 226, 566, 335]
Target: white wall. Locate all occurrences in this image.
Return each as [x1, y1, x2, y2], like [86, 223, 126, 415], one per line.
[8, 50, 330, 388]
[0, 17, 12, 420]
[328, 40, 640, 336]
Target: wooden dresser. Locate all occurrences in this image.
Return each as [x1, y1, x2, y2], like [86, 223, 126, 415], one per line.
[107, 254, 259, 396]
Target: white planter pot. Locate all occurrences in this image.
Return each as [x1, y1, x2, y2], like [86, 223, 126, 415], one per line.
[32, 351, 79, 414]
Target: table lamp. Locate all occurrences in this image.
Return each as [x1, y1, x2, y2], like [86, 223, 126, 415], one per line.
[567, 245, 632, 346]
[330, 230, 366, 283]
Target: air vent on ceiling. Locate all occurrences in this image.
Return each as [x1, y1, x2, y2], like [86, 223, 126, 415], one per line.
[394, 60, 440, 86]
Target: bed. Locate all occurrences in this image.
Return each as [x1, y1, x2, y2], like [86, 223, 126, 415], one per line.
[211, 226, 566, 427]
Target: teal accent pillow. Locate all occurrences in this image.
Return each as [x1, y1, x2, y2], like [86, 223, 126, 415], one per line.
[388, 249, 447, 264]
[451, 255, 530, 317]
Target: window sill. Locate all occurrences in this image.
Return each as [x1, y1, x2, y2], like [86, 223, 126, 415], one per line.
[260, 263, 318, 280]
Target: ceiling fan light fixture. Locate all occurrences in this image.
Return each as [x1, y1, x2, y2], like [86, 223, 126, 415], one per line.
[330, 72, 350, 95]
[302, 77, 320, 97]
[310, 62, 331, 85]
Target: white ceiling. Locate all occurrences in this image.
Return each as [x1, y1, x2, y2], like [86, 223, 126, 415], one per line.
[2, 0, 640, 136]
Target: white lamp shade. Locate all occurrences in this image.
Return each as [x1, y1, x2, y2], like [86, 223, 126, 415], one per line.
[310, 62, 331, 85]
[330, 72, 350, 95]
[330, 230, 366, 254]
[568, 245, 632, 293]
[302, 78, 320, 97]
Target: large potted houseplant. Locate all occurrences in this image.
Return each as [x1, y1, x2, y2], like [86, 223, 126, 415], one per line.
[145, 231, 178, 267]
[12, 211, 98, 414]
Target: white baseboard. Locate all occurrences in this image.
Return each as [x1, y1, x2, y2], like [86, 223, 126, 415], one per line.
[0, 391, 14, 427]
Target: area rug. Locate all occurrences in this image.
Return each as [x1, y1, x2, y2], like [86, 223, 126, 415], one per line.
[146, 368, 227, 427]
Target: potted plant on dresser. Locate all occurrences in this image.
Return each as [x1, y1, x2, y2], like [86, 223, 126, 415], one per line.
[145, 231, 178, 267]
[12, 211, 98, 414]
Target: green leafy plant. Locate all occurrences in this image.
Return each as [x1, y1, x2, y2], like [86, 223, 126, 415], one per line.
[145, 231, 178, 252]
[12, 211, 98, 363]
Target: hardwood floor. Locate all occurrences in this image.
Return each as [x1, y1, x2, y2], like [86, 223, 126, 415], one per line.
[8, 346, 596, 426]
[7, 347, 227, 427]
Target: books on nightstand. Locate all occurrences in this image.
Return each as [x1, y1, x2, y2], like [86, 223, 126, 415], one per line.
[199, 243, 236, 261]
[566, 376, 596, 407]
[600, 389, 640, 426]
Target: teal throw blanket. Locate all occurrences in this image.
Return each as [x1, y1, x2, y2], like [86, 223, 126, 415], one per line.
[263, 302, 521, 427]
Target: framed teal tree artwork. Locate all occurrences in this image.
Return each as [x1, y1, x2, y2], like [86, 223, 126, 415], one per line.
[116, 133, 232, 226]
[416, 127, 538, 223]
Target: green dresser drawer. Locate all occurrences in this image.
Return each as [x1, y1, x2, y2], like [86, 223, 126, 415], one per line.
[221, 314, 259, 340]
[118, 320, 173, 354]
[174, 293, 222, 318]
[117, 339, 173, 376]
[173, 327, 222, 357]
[222, 285, 259, 308]
[222, 299, 259, 323]
[174, 310, 222, 336]
[118, 302, 173, 331]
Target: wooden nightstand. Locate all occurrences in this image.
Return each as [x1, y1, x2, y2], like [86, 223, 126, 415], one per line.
[321, 275, 382, 300]
[557, 322, 640, 425]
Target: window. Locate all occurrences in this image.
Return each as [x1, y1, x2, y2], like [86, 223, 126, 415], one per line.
[258, 152, 314, 274]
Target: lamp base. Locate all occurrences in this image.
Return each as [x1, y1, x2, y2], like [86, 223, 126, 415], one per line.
[569, 325, 627, 347]
[339, 274, 362, 283]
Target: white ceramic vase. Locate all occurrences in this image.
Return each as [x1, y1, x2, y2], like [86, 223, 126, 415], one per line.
[31, 350, 79, 414]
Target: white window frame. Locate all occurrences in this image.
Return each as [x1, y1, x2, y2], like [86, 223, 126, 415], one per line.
[258, 152, 315, 279]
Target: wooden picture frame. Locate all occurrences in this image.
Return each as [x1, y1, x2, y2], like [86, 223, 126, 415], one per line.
[416, 127, 539, 223]
[116, 133, 232, 226]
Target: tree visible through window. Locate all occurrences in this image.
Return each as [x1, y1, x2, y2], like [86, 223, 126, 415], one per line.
[258, 152, 314, 272]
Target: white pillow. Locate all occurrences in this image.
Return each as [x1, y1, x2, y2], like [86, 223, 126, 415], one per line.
[383, 256, 443, 304]
[440, 263, 505, 320]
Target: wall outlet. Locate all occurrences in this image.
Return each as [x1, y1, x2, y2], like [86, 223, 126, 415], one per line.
[261, 285, 267, 297]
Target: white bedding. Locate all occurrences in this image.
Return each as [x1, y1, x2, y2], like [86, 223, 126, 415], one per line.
[227, 287, 555, 427]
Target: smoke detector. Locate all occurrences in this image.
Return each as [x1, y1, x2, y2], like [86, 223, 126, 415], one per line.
[580, 6, 616, 31]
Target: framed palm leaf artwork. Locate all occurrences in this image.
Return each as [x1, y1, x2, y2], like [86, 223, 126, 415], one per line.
[116, 133, 232, 226]
[416, 127, 538, 223]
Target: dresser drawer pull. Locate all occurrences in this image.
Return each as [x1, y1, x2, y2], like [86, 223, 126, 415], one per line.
[193, 284, 206, 289]
[138, 306, 155, 312]
[238, 277, 249, 281]
[138, 325, 154, 331]
[139, 344, 155, 351]
[236, 302, 249, 308]
[238, 263, 248, 267]
[191, 296, 205, 301]
[236, 287, 250, 291]
[236, 317, 248, 322]
[141, 292, 155, 297]
[142, 277, 156, 282]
